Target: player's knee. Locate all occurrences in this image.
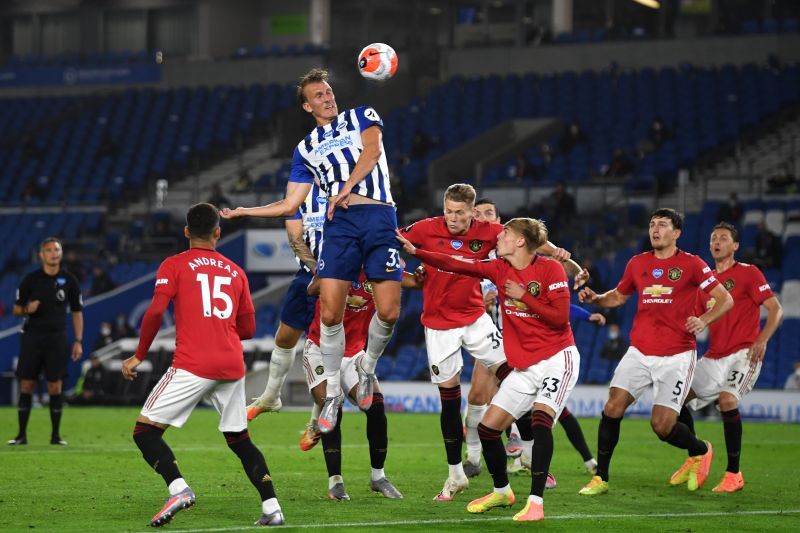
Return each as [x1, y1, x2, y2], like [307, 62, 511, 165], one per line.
[718, 394, 738, 411]
[320, 309, 343, 327]
[603, 400, 626, 418]
[650, 418, 673, 439]
[376, 308, 399, 324]
[467, 389, 489, 405]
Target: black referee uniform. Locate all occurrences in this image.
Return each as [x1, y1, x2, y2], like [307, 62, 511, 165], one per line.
[11, 267, 82, 444]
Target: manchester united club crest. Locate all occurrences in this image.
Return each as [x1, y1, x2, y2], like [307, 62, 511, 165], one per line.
[315, 365, 324, 375]
[527, 281, 541, 297]
[468, 240, 483, 253]
[724, 278, 735, 291]
[668, 267, 682, 281]
[363, 280, 373, 294]
[431, 364, 440, 376]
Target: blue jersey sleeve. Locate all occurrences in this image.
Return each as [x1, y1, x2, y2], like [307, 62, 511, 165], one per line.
[569, 304, 592, 322]
[286, 209, 302, 221]
[354, 106, 384, 132]
[289, 146, 315, 184]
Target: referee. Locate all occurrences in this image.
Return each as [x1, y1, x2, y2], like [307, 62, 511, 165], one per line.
[8, 237, 84, 446]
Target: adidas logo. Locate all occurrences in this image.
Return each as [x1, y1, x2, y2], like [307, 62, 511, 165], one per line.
[671, 398, 679, 404]
[543, 392, 552, 399]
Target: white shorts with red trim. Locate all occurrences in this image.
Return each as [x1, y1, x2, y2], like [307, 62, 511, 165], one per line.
[424, 313, 505, 384]
[140, 367, 246, 432]
[302, 339, 371, 395]
[610, 346, 696, 414]
[688, 348, 761, 410]
[491, 345, 579, 420]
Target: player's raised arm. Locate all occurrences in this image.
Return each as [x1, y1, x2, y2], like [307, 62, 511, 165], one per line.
[222, 181, 312, 220]
[536, 240, 588, 288]
[327, 125, 383, 219]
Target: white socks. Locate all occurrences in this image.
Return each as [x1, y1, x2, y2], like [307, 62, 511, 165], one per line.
[371, 468, 385, 482]
[465, 403, 487, 464]
[494, 483, 512, 495]
[262, 497, 280, 514]
[362, 315, 394, 374]
[328, 474, 344, 489]
[449, 463, 466, 480]
[168, 478, 188, 496]
[320, 322, 345, 397]
[261, 344, 295, 400]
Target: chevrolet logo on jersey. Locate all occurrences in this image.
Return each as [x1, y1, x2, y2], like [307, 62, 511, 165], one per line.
[346, 294, 368, 309]
[505, 297, 529, 311]
[643, 285, 673, 297]
[706, 297, 716, 311]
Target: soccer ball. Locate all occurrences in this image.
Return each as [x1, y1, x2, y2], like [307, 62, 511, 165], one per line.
[357, 43, 398, 81]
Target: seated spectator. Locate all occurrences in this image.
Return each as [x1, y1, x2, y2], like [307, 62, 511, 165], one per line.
[231, 170, 254, 193]
[558, 122, 587, 154]
[766, 170, 797, 195]
[717, 192, 743, 224]
[63, 250, 86, 282]
[90, 264, 115, 296]
[603, 148, 635, 178]
[207, 183, 232, 210]
[93, 321, 115, 352]
[112, 312, 136, 340]
[640, 118, 670, 153]
[409, 129, 433, 159]
[69, 355, 105, 405]
[784, 361, 800, 390]
[546, 182, 576, 228]
[601, 324, 628, 361]
[753, 221, 783, 269]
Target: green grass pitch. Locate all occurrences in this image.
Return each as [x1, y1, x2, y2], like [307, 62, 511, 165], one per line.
[1, 406, 798, 532]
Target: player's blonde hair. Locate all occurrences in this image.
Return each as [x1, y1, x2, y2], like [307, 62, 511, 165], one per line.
[504, 218, 548, 253]
[443, 183, 476, 207]
[297, 68, 330, 105]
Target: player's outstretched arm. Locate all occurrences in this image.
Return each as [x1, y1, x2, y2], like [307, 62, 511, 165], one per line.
[748, 296, 783, 363]
[222, 181, 312, 220]
[506, 280, 570, 328]
[578, 287, 629, 308]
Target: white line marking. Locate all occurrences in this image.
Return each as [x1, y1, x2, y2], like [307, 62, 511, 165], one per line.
[122, 508, 800, 532]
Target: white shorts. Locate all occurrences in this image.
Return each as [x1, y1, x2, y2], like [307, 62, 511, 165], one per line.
[491, 346, 579, 420]
[302, 339, 371, 394]
[610, 346, 696, 414]
[689, 349, 761, 410]
[141, 367, 247, 432]
[424, 313, 505, 384]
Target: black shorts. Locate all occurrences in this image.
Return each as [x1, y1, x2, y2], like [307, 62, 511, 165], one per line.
[16, 331, 69, 382]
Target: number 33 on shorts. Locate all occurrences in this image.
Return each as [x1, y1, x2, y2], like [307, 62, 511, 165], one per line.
[385, 248, 401, 273]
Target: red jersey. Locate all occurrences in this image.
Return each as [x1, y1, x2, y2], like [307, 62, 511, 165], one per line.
[695, 262, 774, 359]
[401, 217, 502, 329]
[415, 250, 574, 368]
[308, 272, 374, 357]
[153, 248, 255, 379]
[617, 249, 719, 356]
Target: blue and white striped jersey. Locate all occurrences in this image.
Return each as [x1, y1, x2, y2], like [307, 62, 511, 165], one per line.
[287, 181, 326, 272]
[289, 106, 394, 205]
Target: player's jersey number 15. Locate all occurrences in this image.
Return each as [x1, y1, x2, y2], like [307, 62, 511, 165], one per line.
[196, 273, 233, 319]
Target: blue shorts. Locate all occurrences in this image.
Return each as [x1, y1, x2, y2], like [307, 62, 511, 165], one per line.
[279, 269, 317, 332]
[318, 204, 402, 282]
